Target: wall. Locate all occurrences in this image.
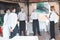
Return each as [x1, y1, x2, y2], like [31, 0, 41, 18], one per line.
[29, 2, 59, 22]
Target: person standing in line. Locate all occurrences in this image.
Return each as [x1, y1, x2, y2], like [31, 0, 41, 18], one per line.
[49, 6, 58, 40]
[45, 6, 59, 40]
[2, 8, 10, 40]
[9, 7, 18, 38]
[18, 7, 27, 36]
[30, 9, 41, 36]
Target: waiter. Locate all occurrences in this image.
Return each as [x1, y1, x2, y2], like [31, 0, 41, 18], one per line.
[9, 7, 18, 38]
[2, 8, 10, 40]
[49, 6, 56, 40]
[30, 9, 41, 36]
[45, 6, 59, 40]
[18, 7, 26, 36]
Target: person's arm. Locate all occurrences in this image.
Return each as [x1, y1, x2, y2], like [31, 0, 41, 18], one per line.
[54, 12, 58, 23]
[45, 11, 52, 20]
[30, 12, 34, 20]
[10, 14, 18, 32]
[3, 14, 7, 24]
[55, 11, 60, 16]
[2, 14, 7, 29]
[45, 14, 49, 20]
[25, 13, 27, 23]
[18, 13, 20, 21]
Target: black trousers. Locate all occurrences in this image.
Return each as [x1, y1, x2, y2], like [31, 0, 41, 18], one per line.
[19, 21, 26, 36]
[33, 19, 40, 35]
[50, 21, 55, 39]
[10, 24, 18, 38]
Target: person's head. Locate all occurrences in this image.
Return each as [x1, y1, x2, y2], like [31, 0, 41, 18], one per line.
[50, 6, 55, 11]
[21, 7, 24, 12]
[16, 7, 21, 13]
[10, 7, 16, 13]
[33, 9, 36, 12]
[4, 8, 10, 13]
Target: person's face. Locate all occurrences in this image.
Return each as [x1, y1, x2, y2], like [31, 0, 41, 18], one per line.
[21, 8, 24, 12]
[51, 7, 55, 11]
[12, 9, 16, 13]
[6, 9, 10, 13]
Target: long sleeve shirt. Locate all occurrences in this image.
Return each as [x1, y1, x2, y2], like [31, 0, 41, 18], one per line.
[8, 13, 18, 30]
[3, 13, 10, 29]
[4, 13, 9, 25]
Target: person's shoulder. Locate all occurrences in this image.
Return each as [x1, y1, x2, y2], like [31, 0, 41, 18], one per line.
[4, 13, 7, 16]
[9, 13, 16, 15]
[10, 13, 13, 14]
[18, 12, 21, 15]
[19, 12, 21, 14]
[14, 13, 17, 15]
[23, 12, 26, 14]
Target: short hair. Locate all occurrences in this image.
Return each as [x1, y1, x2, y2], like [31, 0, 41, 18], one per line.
[4, 8, 10, 13]
[16, 7, 21, 13]
[10, 6, 16, 12]
[20, 7, 24, 11]
[51, 6, 54, 9]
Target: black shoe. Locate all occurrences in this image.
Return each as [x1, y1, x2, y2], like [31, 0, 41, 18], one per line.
[38, 32, 41, 36]
[51, 38, 55, 40]
[38, 34, 41, 36]
[24, 34, 27, 36]
[50, 38, 55, 40]
[33, 34, 36, 36]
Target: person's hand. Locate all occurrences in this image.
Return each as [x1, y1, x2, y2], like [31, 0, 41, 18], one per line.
[10, 29, 13, 32]
[45, 15, 49, 20]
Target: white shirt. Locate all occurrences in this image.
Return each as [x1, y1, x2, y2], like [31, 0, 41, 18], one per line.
[50, 11, 56, 22]
[3, 13, 10, 39]
[8, 13, 18, 30]
[31, 12, 39, 20]
[18, 12, 26, 21]
[3, 13, 10, 29]
[4, 13, 9, 25]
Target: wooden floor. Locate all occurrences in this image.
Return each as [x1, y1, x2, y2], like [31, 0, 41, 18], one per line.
[38, 32, 60, 40]
[29, 23, 60, 40]
[38, 23, 60, 40]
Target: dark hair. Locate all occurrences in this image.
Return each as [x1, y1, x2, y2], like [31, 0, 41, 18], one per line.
[51, 6, 54, 9]
[16, 7, 21, 13]
[50, 6, 55, 11]
[20, 7, 24, 11]
[10, 6, 16, 12]
[4, 8, 10, 13]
